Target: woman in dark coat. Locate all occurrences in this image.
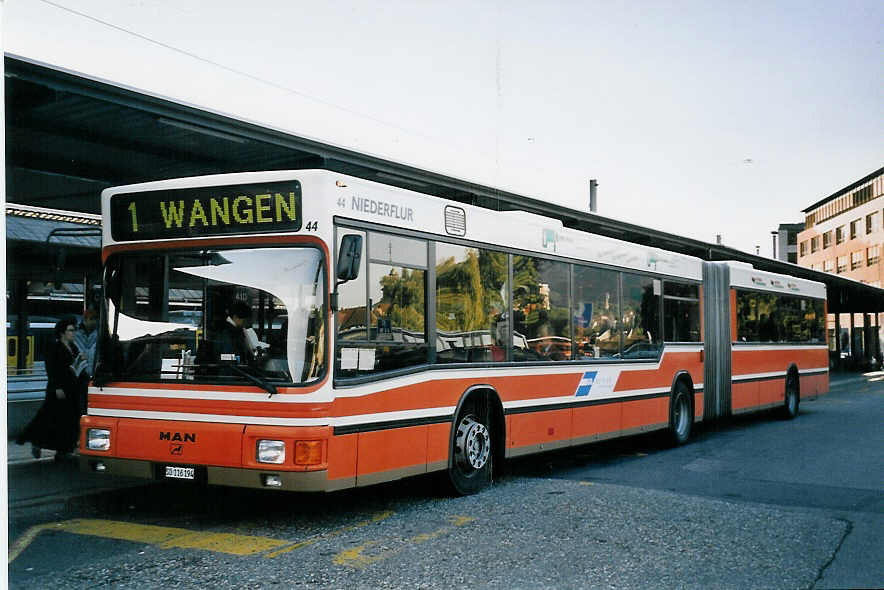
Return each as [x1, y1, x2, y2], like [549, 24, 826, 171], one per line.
[17, 317, 87, 460]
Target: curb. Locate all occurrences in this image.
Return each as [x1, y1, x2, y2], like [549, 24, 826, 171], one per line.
[7, 448, 80, 467]
[829, 372, 883, 389]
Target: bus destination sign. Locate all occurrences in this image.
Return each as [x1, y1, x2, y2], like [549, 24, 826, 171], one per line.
[110, 182, 302, 241]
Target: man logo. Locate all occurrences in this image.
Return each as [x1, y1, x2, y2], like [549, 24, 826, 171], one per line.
[170, 444, 183, 455]
[159, 431, 196, 442]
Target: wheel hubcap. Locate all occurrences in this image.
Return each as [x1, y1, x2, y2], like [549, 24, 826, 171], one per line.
[455, 415, 490, 472]
[675, 395, 689, 436]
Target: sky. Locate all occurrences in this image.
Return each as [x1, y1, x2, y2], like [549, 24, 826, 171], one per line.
[4, 0, 883, 256]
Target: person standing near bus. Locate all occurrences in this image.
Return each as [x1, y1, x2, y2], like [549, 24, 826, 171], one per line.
[74, 308, 98, 413]
[74, 308, 98, 377]
[17, 318, 86, 461]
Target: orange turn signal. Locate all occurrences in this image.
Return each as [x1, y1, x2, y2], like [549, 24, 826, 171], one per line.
[294, 440, 322, 465]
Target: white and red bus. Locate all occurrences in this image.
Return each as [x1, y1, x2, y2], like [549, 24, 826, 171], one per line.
[80, 169, 828, 494]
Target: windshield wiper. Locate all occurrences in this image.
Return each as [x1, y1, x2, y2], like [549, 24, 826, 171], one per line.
[228, 364, 278, 396]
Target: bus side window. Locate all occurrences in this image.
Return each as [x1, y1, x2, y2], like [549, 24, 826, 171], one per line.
[435, 244, 508, 364]
[335, 229, 430, 377]
[512, 255, 570, 362]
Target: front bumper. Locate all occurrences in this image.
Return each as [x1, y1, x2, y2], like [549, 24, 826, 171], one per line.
[78, 455, 346, 492]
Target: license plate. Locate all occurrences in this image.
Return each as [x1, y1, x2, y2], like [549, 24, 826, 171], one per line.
[165, 466, 195, 480]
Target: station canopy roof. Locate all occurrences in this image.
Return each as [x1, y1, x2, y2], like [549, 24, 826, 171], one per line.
[6, 203, 101, 248]
[5, 56, 883, 313]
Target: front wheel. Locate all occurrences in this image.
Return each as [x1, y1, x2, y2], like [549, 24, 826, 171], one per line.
[447, 404, 492, 495]
[668, 383, 693, 446]
[781, 372, 800, 420]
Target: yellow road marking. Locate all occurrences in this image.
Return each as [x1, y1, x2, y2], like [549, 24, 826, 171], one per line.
[9, 522, 66, 564]
[333, 514, 476, 569]
[579, 481, 594, 486]
[447, 515, 476, 527]
[263, 511, 394, 559]
[55, 519, 289, 556]
[333, 540, 392, 568]
[10, 512, 395, 563]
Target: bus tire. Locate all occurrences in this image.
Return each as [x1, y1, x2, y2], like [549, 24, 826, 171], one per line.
[781, 370, 800, 420]
[447, 401, 493, 495]
[668, 381, 693, 446]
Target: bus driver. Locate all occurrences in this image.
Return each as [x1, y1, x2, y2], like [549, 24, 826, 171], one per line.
[218, 300, 253, 365]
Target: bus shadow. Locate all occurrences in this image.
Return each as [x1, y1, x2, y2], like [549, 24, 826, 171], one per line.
[64, 470, 447, 528]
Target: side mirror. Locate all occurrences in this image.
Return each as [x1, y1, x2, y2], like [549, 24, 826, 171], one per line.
[336, 234, 363, 282]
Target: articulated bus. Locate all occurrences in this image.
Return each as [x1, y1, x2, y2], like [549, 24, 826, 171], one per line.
[80, 170, 828, 494]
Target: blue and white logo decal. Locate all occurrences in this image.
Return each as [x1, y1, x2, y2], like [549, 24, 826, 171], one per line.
[575, 371, 598, 397]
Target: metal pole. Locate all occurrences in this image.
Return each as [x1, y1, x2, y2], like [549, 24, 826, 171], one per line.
[863, 313, 870, 365]
[834, 312, 841, 371]
[15, 280, 28, 373]
[877, 313, 882, 367]
[589, 179, 598, 213]
[849, 312, 855, 368]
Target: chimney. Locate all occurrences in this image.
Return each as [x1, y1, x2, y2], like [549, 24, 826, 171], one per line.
[589, 179, 598, 213]
[716, 234, 722, 245]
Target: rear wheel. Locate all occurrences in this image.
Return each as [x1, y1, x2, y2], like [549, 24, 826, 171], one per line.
[668, 382, 693, 446]
[447, 403, 492, 495]
[781, 371, 800, 420]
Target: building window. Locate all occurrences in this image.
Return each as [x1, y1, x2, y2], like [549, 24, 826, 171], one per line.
[823, 231, 832, 248]
[851, 251, 863, 270]
[868, 245, 880, 266]
[854, 185, 872, 205]
[811, 236, 820, 253]
[787, 232, 797, 246]
[799, 241, 807, 257]
[867, 212, 880, 234]
[837, 256, 848, 274]
[823, 259, 834, 273]
[836, 226, 845, 244]
[850, 219, 860, 240]
[787, 252, 797, 264]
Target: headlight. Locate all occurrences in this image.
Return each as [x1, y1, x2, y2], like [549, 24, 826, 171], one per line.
[257, 440, 285, 464]
[87, 428, 111, 451]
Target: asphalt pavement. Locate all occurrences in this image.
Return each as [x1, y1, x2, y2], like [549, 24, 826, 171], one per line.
[5, 370, 882, 589]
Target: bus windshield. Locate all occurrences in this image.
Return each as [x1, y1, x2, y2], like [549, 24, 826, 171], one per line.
[97, 246, 326, 387]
